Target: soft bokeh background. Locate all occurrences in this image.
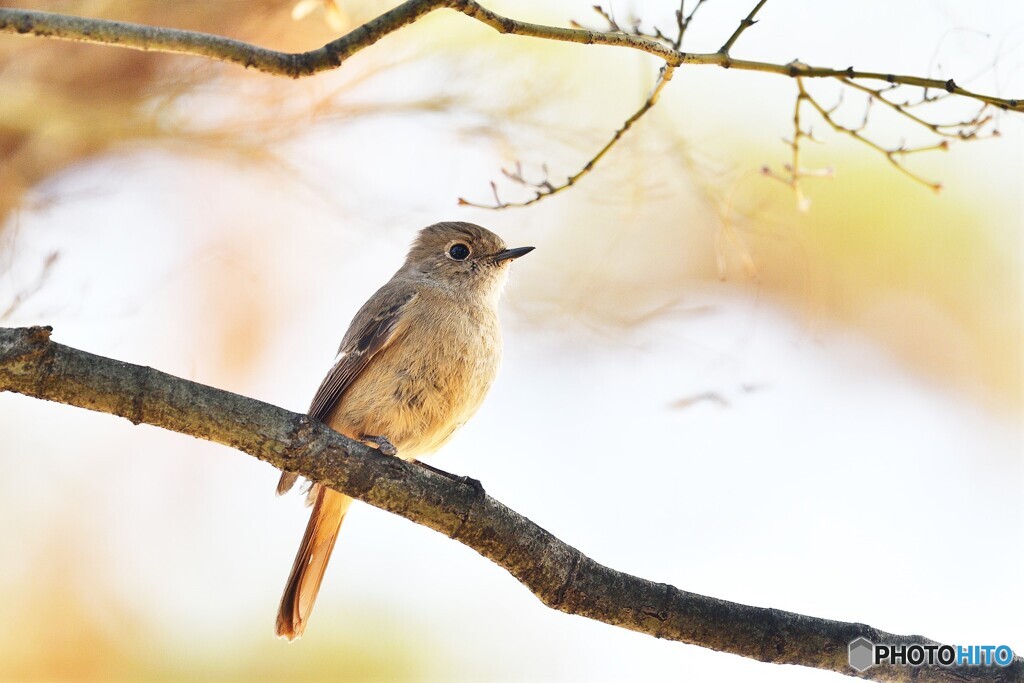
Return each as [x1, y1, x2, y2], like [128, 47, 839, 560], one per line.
[0, 1, 1020, 681]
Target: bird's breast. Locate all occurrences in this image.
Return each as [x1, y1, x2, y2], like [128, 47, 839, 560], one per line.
[329, 297, 502, 460]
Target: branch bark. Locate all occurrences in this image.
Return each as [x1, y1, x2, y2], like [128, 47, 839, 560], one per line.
[0, 325, 1019, 682]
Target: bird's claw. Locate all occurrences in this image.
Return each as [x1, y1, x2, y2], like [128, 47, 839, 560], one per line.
[361, 434, 398, 456]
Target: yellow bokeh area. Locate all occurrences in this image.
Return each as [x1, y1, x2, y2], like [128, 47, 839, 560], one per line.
[746, 154, 1021, 410]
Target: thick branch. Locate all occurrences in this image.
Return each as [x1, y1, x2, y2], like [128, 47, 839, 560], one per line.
[0, 326, 1019, 682]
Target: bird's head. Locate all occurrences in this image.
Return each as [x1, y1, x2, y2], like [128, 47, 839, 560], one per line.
[402, 221, 534, 300]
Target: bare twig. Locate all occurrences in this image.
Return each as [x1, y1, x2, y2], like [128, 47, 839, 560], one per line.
[459, 65, 676, 208]
[0, 325, 1020, 681]
[675, 0, 708, 49]
[797, 80, 946, 192]
[840, 78, 995, 140]
[591, 5, 622, 33]
[719, 0, 769, 58]
[761, 78, 833, 209]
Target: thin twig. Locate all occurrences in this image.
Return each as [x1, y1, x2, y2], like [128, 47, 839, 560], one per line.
[719, 0, 769, 57]
[674, 0, 707, 50]
[672, 0, 687, 49]
[798, 79, 945, 192]
[459, 65, 675, 208]
[761, 78, 833, 209]
[840, 78, 994, 140]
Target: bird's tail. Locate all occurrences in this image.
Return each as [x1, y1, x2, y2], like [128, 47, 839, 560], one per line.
[276, 485, 352, 640]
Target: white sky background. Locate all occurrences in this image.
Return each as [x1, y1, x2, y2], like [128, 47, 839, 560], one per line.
[0, 1, 1022, 681]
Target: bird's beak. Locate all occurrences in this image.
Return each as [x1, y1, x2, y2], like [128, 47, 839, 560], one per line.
[491, 246, 535, 263]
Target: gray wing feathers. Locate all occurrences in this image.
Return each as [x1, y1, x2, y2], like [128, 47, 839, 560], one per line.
[307, 287, 418, 421]
[276, 285, 417, 496]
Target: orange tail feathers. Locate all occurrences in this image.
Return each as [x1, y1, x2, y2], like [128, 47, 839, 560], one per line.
[276, 486, 352, 640]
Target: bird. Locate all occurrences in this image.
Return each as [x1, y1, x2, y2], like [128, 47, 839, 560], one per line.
[275, 221, 533, 640]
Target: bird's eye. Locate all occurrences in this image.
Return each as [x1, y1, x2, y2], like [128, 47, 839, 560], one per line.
[448, 243, 471, 260]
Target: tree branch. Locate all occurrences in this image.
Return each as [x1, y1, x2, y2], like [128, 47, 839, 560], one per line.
[0, 325, 1020, 682]
[1, 2, 1017, 109]
[0, 2, 681, 78]
[1, 2, 1020, 208]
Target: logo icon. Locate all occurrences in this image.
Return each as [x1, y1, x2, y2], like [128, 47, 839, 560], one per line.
[849, 637, 875, 672]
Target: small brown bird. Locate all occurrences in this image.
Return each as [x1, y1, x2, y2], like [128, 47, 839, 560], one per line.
[275, 221, 533, 640]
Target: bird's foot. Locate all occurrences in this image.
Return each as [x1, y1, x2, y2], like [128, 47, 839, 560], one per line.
[361, 434, 398, 456]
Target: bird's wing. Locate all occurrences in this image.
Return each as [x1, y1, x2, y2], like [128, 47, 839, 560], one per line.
[276, 285, 418, 496]
[307, 286, 418, 421]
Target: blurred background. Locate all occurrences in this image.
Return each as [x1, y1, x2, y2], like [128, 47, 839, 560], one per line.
[0, 1, 1020, 681]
